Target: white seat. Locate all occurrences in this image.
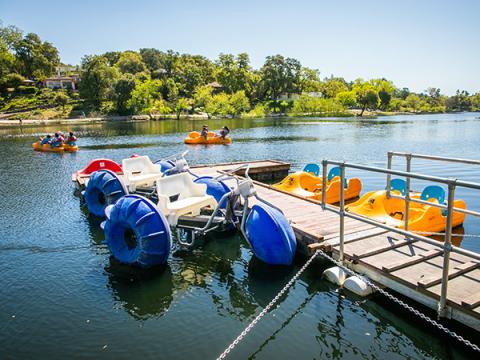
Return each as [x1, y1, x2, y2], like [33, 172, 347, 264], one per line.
[156, 172, 217, 226]
[122, 156, 162, 191]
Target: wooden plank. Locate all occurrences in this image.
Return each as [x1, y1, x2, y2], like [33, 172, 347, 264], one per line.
[417, 261, 480, 288]
[461, 291, 480, 309]
[383, 249, 443, 272]
[352, 237, 416, 260]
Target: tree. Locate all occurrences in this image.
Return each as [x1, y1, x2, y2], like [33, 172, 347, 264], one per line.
[260, 54, 302, 111]
[405, 94, 421, 111]
[54, 91, 69, 112]
[229, 90, 250, 116]
[335, 91, 356, 107]
[102, 51, 122, 66]
[13, 33, 60, 79]
[193, 85, 214, 116]
[174, 98, 190, 119]
[320, 77, 348, 98]
[113, 74, 136, 114]
[115, 51, 148, 75]
[215, 53, 256, 97]
[79, 55, 119, 108]
[352, 79, 379, 116]
[205, 93, 233, 117]
[300, 67, 322, 92]
[0, 73, 24, 93]
[127, 79, 163, 114]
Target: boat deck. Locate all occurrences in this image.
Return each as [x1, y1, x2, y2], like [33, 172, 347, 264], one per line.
[191, 163, 480, 332]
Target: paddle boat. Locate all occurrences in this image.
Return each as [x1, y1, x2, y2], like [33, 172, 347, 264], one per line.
[82, 157, 296, 267]
[273, 164, 362, 204]
[32, 141, 78, 153]
[184, 131, 232, 145]
[346, 179, 466, 233]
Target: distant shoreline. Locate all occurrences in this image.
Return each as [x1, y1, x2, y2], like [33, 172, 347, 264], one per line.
[0, 110, 476, 128]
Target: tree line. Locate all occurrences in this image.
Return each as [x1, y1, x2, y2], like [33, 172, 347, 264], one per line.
[1, 21, 479, 118]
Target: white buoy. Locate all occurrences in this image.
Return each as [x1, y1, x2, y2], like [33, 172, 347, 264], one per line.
[323, 266, 347, 286]
[343, 276, 373, 297]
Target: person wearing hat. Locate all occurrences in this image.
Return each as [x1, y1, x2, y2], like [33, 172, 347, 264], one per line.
[201, 124, 209, 141]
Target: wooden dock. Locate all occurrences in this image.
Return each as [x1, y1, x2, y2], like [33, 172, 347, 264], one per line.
[73, 158, 480, 332]
[73, 159, 289, 189]
[191, 163, 480, 333]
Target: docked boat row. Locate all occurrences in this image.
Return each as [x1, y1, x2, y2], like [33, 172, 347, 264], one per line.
[273, 163, 467, 233]
[76, 152, 296, 269]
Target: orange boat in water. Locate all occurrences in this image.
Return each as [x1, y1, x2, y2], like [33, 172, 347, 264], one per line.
[184, 131, 232, 145]
[32, 141, 78, 153]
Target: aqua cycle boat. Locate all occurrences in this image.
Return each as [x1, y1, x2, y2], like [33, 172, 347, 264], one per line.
[80, 153, 296, 267]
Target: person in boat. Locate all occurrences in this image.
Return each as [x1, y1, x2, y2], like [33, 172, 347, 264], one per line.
[216, 125, 230, 139]
[40, 134, 51, 145]
[201, 125, 209, 141]
[51, 132, 63, 147]
[66, 132, 77, 146]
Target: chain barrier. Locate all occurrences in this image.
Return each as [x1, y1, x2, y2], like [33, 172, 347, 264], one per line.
[315, 250, 480, 353]
[217, 248, 480, 359]
[216, 249, 321, 360]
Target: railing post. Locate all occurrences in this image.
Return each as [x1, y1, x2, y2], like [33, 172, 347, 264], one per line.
[339, 163, 345, 262]
[321, 160, 327, 210]
[438, 180, 456, 318]
[404, 153, 412, 233]
[386, 151, 393, 198]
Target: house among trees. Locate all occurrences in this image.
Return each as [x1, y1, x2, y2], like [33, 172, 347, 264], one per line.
[44, 66, 80, 90]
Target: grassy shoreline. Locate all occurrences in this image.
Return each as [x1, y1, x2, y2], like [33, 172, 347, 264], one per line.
[0, 109, 475, 128]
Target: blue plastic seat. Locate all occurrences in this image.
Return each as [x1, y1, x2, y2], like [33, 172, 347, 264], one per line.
[420, 185, 445, 204]
[388, 178, 406, 196]
[327, 167, 340, 181]
[328, 166, 347, 188]
[303, 163, 320, 176]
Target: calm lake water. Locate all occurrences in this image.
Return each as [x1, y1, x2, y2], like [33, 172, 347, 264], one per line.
[0, 113, 479, 359]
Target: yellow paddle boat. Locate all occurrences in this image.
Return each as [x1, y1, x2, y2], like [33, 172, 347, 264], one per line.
[346, 179, 466, 233]
[184, 131, 232, 145]
[273, 164, 362, 204]
[32, 141, 79, 153]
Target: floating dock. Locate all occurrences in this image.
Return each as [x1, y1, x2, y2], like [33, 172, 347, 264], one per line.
[72, 159, 289, 189]
[191, 161, 480, 333]
[74, 157, 480, 333]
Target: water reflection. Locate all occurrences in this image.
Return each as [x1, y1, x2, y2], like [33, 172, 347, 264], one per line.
[105, 260, 173, 320]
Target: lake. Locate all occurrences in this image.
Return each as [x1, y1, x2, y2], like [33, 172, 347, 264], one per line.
[0, 113, 479, 359]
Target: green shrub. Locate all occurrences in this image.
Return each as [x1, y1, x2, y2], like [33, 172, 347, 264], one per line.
[17, 86, 38, 95]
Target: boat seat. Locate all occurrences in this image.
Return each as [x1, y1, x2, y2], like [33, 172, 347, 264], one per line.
[389, 178, 406, 196]
[328, 167, 340, 181]
[421, 185, 445, 204]
[156, 172, 217, 226]
[303, 163, 320, 176]
[122, 155, 162, 191]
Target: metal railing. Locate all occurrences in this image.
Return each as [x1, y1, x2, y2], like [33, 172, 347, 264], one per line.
[320, 158, 480, 319]
[386, 152, 480, 228]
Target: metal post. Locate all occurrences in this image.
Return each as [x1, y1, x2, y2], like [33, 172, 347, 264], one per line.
[386, 151, 393, 198]
[321, 160, 327, 210]
[404, 154, 412, 233]
[438, 181, 456, 318]
[339, 163, 345, 262]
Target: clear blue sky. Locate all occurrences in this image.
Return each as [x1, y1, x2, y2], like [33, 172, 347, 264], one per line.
[1, 0, 479, 95]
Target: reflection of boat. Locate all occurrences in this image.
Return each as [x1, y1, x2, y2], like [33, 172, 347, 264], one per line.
[32, 141, 78, 152]
[273, 165, 362, 204]
[184, 131, 232, 145]
[347, 183, 466, 233]
[105, 261, 173, 320]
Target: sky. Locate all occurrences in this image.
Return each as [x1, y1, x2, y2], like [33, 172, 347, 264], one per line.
[1, 0, 479, 95]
